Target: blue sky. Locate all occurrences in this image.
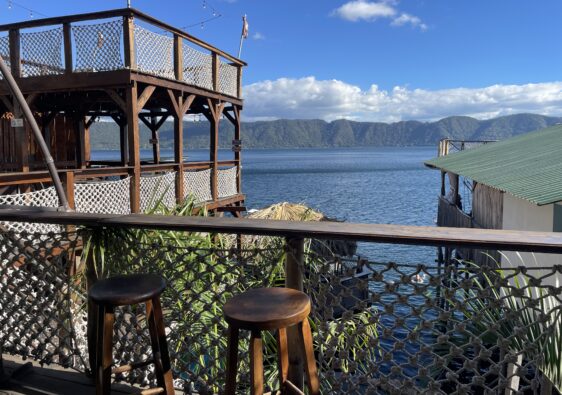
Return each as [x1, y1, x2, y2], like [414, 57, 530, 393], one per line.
[3, 0, 562, 122]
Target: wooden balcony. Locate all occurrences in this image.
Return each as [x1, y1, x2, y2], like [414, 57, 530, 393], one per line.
[0, 8, 245, 102]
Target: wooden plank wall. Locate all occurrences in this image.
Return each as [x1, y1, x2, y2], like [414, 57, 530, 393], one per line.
[0, 112, 77, 172]
[472, 183, 503, 266]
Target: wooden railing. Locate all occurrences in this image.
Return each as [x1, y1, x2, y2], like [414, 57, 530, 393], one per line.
[0, 8, 245, 98]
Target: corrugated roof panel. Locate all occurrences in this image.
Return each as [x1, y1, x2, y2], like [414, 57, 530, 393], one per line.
[424, 125, 562, 206]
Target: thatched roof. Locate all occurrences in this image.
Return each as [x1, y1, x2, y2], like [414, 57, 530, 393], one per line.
[242, 202, 357, 257]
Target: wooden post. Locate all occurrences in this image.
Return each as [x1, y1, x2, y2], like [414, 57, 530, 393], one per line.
[63, 23, 73, 74]
[126, 83, 140, 213]
[285, 237, 305, 390]
[76, 115, 86, 169]
[9, 29, 21, 78]
[233, 106, 242, 194]
[236, 66, 242, 98]
[209, 102, 219, 202]
[174, 34, 183, 82]
[62, 170, 75, 210]
[123, 16, 136, 70]
[212, 52, 219, 92]
[150, 113, 160, 164]
[173, 94, 184, 204]
[13, 101, 29, 174]
[119, 122, 128, 166]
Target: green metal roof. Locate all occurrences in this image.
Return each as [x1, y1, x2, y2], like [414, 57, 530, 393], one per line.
[424, 124, 562, 206]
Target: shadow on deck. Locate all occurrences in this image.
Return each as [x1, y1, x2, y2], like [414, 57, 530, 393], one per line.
[0, 354, 182, 395]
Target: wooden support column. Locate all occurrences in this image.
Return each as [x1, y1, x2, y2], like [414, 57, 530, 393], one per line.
[62, 171, 75, 210]
[174, 34, 183, 82]
[168, 90, 195, 204]
[123, 16, 136, 70]
[206, 98, 225, 204]
[13, 101, 29, 174]
[63, 23, 73, 74]
[75, 115, 87, 169]
[9, 29, 21, 78]
[285, 237, 305, 390]
[126, 83, 141, 213]
[224, 106, 242, 195]
[150, 114, 160, 164]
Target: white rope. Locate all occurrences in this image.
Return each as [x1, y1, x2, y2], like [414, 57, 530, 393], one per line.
[140, 172, 176, 212]
[183, 169, 212, 202]
[0, 187, 60, 234]
[75, 177, 131, 214]
[218, 167, 238, 198]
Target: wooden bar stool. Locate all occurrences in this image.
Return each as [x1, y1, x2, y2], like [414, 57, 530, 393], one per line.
[88, 273, 175, 395]
[224, 287, 320, 395]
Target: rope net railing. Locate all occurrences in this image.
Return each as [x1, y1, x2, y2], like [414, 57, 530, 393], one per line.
[1, 222, 562, 394]
[217, 166, 238, 198]
[182, 41, 213, 91]
[134, 24, 175, 80]
[183, 169, 212, 203]
[0, 35, 9, 79]
[72, 19, 124, 72]
[139, 171, 177, 212]
[74, 177, 131, 215]
[218, 61, 238, 97]
[20, 27, 64, 77]
[0, 187, 60, 234]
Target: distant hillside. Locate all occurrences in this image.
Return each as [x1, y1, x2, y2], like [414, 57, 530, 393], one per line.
[89, 113, 562, 150]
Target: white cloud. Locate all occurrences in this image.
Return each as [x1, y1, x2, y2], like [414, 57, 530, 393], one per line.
[243, 76, 562, 122]
[252, 32, 265, 40]
[391, 13, 427, 30]
[333, 0, 427, 30]
[333, 0, 396, 22]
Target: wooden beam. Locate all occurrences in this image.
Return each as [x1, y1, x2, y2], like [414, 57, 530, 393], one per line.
[25, 93, 38, 106]
[136, 85, 156, 112]
[150, 114, 160, 164]
[233, 105, 242, 195]
[166, 89, 180, 116]
[104, 89, 127, 113]
[62, 171, 75, 210]
[212, 53, 219, 92]
[9, 29, 21, 78]
[172, 92, 184, 204]
[181, 94, 196, 116]
[63, 23, 73, 74]
[126, 83, 141, 213]
[174, 34, 183, 81]
[123, 15, 136, 69]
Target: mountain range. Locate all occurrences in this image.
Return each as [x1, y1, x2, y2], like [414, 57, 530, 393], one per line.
[89, 113, 562, 150]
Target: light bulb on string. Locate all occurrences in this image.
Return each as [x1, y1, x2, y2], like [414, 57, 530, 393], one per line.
[29, 10, 33, 18]
[201, 22, 204, 29]
[7, 0, 11, 10]
[202, 0, 206, 8]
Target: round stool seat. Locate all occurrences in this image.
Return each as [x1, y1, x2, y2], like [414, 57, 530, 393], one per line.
[88, 274, 166, 306]
[224, 287, 311, 330]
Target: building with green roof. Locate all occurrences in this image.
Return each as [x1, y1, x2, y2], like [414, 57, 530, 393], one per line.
[425, 125, 562, 267]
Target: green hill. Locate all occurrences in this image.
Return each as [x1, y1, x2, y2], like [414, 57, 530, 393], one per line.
[89, 113, 562, 149]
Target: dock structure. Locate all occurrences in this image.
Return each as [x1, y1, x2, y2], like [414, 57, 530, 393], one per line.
[0, 8, 246, 215]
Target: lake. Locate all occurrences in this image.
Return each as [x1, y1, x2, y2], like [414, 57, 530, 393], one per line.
[92, 146, 441, 263]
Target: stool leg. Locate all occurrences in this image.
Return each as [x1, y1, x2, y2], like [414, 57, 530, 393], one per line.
[297, 319, 319, 395]
[146, 297, 175, 395]
[276, 328, 289, 392]
[225, 326, 239, 395]
[96, 304, 114, 395]
[250, 330, 264, 395]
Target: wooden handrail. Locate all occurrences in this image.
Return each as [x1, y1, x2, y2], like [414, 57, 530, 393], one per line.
[1, 208, 562, 253]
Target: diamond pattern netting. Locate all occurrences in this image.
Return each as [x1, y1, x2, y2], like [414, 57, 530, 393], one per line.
[2, 223, 562, 394]
[0, 188, 60, 234]
[73, 19, 124, 72]
[0, 230, 87, 369]
[134, 24, 174, 79]
[74, 177, 131, 214]
[140, 172, 176, 212]
[218, 61, 238, 97]
[217, 167, 238, 198]
[183, 42, 213, 90]
[0, 35, 9, 79]
[20, 27, 64, 77]
[183, 169, 212, 203]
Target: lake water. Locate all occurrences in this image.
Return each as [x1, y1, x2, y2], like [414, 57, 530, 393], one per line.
[92, 146, 441, 263]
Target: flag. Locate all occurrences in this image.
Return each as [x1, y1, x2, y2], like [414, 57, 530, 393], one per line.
[241, 15, 249, 39]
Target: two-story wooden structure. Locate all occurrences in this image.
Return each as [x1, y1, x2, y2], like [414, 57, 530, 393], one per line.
[0, 8, 246, 216]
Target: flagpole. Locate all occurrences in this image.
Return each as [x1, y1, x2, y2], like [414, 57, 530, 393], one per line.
[238, 35, 244, 58]
[238, 14, 248, 59]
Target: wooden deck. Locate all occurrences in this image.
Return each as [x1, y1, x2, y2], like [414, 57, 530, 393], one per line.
[0, 354, 184, 395]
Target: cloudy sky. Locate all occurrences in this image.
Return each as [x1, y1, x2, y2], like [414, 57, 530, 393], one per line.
[5, 1, 562, 122]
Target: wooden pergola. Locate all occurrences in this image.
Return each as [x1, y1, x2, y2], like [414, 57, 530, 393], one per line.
[0, 8, 246, 215]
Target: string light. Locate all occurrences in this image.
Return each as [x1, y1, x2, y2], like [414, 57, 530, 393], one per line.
[5, 0, 48, 18]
